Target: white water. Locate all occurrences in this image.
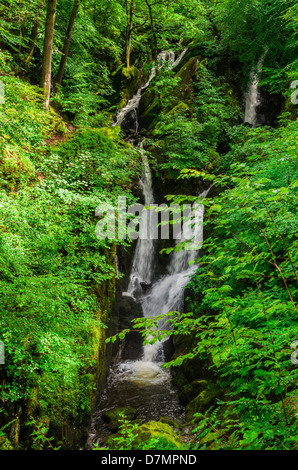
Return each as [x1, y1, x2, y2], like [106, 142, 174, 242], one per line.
[88, 157, 208, 445]
[244, 48, 268, 127]
[139, 189, 209, 363]
[113, 48, 188, 131]
[124, 144, 209, 364]
[127, 142, 155, 292]
[115, 47, 196, 379]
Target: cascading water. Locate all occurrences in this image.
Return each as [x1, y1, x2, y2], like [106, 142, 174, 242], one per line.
[140, 190, 208, 364]
[126, 142, 155, 294]
[244, 48, 268, 127]
[88, 183, 208, 447]
[113, 48, 188, 132]
[88, 48, 209, 448]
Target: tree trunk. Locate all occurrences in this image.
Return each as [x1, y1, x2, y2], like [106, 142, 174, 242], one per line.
[25, 0, 46, 65]
[54, 0, 81, 92]
[125, 0, 134, 72]
[40, 0, 57, 111]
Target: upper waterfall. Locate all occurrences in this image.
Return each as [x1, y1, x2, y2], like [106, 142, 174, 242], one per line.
[244, 48, 268, 127]
[113, 48, 188, 132]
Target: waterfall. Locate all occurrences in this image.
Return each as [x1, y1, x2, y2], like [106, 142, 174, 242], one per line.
[124, 138, 209, 363]
[244, 48, 268, 127]
[88, 48, 210, 446]
[88, 158, 210, 448]
[139, 189, 209, 363]
[113, 48, 188, 132]
[127, 142, 155, 293]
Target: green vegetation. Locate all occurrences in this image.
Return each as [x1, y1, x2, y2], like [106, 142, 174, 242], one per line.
[104, 413, 184, 451]
[0, 66, 139, 449]
[0, 0, 297, 452]
[134, 120, 298, 449]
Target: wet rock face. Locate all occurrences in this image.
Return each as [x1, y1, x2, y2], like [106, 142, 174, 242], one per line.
[113, 294, 144, 361]
[119, 108, 139, 134]
[244, 85, 284, 128]
[121, 330, 144, 361]
[140, 281, 152, 291]
[117, 295, 143, 330]
[256, 87, 283, 127]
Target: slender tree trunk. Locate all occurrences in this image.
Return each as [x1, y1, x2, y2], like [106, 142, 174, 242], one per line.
[54, 0, 81, 92]
[125, 0, 134, 72]
[25, 0, 46, 65]
[40, 0, 57, 111]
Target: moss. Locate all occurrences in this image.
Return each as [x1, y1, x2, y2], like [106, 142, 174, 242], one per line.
[166, 101, 191, 116]
[158, 416, 183, 431]
[185, 387, 219, 422]
[115, 65, 145, 111]
[178, 379, 209, 406]
[199, 429, 227, 449]
[139, 97, 160, 130]
[102, 407, 137, 432]
[107, 420, 183, 450]
[174, 57, 200, 103]
[0, 145, 35, 189]
[133, 421, 183, 449]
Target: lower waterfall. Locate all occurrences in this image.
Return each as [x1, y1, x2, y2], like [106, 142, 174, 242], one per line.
[87, 148, 207, 446]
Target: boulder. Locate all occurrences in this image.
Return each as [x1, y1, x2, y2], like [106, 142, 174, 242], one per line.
[102, 407, 137, 433]
[133, 421, 183, 450]
[116, 294, 143, 330]
[179, 379, 209, 406]
[140, 282, 152, 291]
[185, 386, 219, 422]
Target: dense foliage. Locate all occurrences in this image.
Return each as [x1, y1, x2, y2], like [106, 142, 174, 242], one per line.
[0, 70, 139, 447]
[136, 120, 298, 449]
[0, 0, 297, 452]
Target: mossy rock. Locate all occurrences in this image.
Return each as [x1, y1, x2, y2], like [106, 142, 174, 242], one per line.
[120, 66, 145, 106]
[133, 421, 183, 450]
[179, 379, 209, 406]
[158, 416, 183, 430]
[139, 96, 160, 131]
[102, 407, 137, 432]
[111, 64, 145, 111]
[165, 101, 191, 117]
[139, 87, 156, 113]
[185, 387, 219, 422]
[174, 56, 200, 102]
